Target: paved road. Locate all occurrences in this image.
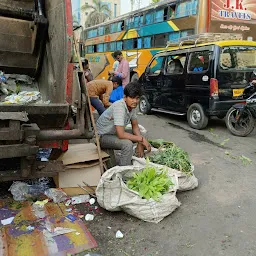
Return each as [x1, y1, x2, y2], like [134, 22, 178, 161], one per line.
[85, 113, 256, 256]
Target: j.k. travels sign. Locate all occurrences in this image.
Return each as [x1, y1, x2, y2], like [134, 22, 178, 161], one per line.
[211, 0, 256, 22]
[210, 0, 256, 39]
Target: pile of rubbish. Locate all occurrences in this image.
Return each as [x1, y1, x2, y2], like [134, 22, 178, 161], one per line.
[0, 71, 48, 104]
[8, 181, 100, 222]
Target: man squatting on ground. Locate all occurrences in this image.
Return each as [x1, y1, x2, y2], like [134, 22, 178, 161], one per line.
[87, 76, 122, 115]
[96, 82, 151, 166]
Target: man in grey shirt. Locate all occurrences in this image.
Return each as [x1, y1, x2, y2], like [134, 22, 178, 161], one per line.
[96, 82, 151, 166]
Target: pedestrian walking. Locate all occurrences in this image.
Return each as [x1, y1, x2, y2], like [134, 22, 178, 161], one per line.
[96, 82, 151, 166]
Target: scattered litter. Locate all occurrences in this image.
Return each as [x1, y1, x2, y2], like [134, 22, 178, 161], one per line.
[208, 128, 219, 138]
[77, 184, 96, 198]
[66, 208, 72, 212]
[0, 71, 8, 95]
[107, 226, 111, 229]
[44, 188, 67, 203]
[3, 91, 41, 104]
[115, 230, 124, 239]
[240, 155, 252, 166]
[75, 232, 80, 235]
[26, 226, 35, 231]
[43, 227, 76, 238]
[71, 195, 90, 205]
[32, 203, 46, 219]
[66, 214, 77, 222]
[9, 180, 50, 201]
[85, 214, 94, 221]
[34, 199, 49, 206]
[65, 200, 72, 206]
[84, 254, 102, 256]
[89, 198, 96, 205]
[1, 217, 14, 226]
[220, 138, 230, 146]
[9, 182, 29, 201]
[36, 148, 52, 162]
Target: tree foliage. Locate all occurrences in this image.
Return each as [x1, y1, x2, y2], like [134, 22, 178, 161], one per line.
[81, 0, 112, 27]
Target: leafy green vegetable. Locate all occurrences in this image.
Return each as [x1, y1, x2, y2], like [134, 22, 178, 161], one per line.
[240, 155, 252, 166]
[149, 145, 192, 175]
[149, 139, 174, 149]
[127, 160, 173, 201]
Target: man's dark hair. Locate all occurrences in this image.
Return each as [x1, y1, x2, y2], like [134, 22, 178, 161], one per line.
[82, 59, 89, 68]
[124, 82, 143, 98]
[111, 76, 122, 86]
[113, 50, 122, 58]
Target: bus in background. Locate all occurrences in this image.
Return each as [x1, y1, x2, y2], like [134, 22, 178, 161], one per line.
[80, 0, 256, 82]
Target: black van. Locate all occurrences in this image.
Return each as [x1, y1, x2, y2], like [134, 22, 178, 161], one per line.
[139, 40, 256, 129]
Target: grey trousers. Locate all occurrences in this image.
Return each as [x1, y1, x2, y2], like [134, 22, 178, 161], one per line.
[99, 135, 133, 166]
[99, 127, 147, 166]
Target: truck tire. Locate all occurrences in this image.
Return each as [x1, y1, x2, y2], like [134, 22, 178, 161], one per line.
[131, 73, 139, 82]
[225, 107, 254, 137]
[139, 95, 151, 114]
[187, 103, 208, 129]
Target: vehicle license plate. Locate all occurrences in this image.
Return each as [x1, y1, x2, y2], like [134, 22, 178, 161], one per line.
[233, 89, 244, 97]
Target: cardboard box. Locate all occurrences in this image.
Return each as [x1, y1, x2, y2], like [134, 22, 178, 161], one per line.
[55, 143, 109, 195]
[58, 164, 101, 187]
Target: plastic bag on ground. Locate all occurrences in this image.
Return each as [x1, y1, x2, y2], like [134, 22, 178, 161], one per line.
[96, 165, 181, 223]
[44, 188, 67, 203]
[132, 157, 198, 192]
[9, 182, 29, 201]
[9, 181, 50, 201]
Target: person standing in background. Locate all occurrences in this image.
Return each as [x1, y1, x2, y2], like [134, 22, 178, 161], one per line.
[113, 60, 119, 72]
[82, 59, 93, 83]
[109, 50, 130, 87]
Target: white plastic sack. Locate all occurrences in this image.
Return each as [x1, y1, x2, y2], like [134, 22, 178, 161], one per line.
[126, 124, 147, 134]
[132, 157, 198, 192]
[96, 165, 181, 223]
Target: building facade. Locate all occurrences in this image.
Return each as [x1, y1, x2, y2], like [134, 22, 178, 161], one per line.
[72, 0, 121, 28]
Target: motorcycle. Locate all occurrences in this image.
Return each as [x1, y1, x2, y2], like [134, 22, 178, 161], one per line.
[225, 82, 256, 137]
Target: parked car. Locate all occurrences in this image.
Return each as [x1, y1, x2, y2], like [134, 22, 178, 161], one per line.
[139, 39, 256, 129]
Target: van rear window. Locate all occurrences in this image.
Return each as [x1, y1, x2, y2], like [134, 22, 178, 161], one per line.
[220, 46, 256, 71]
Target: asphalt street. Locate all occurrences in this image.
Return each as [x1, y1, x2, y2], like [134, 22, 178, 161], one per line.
[84, 112, 256, 256]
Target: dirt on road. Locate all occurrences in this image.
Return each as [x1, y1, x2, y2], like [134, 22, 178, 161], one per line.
[82, 114, 256, 256]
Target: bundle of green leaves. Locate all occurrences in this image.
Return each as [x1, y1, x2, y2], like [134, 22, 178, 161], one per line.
[148, 139, 174, 149]
[149, 145, 192, 175]
[127, 163, 174, 202]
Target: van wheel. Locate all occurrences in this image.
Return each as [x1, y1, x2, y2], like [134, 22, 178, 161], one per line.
[139, 95, 151, 114]
[187, 103, 208, 129]
[131, 73, 139, 82]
